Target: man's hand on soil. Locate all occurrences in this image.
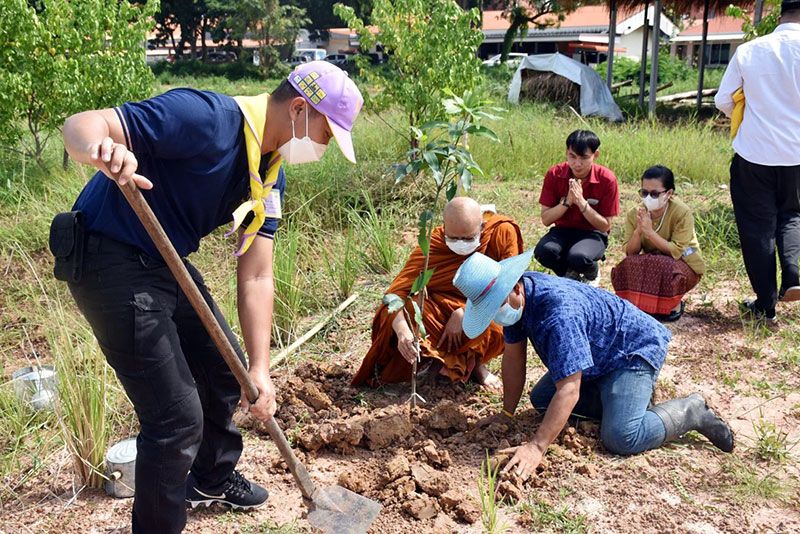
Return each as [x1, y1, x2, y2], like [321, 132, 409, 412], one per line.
[500, 442, 543, 481]
[241, 371, 277, 421]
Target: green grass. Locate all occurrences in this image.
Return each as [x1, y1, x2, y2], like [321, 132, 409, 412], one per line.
[470, 101, 733, 185]
[324, 226, 361, 300]
[272, 224, 307, 347]
[478, 451, 507, 534]
[750, 415, 791, 464]
[0, 382, 59, 501]
[240, 519, 308, 534]
[519, 499, 588, 534]
[348, 190, 406, 275]
[722, 457, 793, 504]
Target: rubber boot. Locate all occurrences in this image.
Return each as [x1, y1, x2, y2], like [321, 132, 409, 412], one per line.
[651, 393, 735, 452]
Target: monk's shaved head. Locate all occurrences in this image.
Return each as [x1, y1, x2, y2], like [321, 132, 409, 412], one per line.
[443, 197, 482, 239]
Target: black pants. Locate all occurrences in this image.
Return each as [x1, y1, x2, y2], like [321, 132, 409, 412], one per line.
[730, 154, 800, 314]
[68, 234, 245, 534]
[534, 226, 608, 278]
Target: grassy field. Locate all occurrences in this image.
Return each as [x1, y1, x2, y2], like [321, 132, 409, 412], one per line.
[0, 73, 797, 532]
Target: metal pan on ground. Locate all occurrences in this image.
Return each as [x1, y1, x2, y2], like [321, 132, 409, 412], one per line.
[11, 365, 57, 411]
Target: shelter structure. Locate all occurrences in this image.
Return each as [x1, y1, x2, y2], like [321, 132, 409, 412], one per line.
[508, 53, 625, 122]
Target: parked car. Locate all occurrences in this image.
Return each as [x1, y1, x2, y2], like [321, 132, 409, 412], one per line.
[285, 55, 311, 67]
[206, 51, 238, 63]
[324, 54, 352, 68]
[366, 52, 386, 65]
[482, 53, 527, 68]
[295, 48, 327, 62]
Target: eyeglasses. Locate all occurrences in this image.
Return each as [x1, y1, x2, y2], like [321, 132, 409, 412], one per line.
[639, 189, 667, 199]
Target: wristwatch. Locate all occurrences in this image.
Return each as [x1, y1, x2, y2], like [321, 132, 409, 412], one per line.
[561, 197, 571, 208]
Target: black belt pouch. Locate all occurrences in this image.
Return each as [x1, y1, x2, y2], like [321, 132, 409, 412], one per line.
[49, 211, 85, 283]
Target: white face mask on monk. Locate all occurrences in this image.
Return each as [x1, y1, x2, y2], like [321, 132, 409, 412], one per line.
[446, 235, 480, 256]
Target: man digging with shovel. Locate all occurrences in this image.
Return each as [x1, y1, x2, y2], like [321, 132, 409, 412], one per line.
[53, 61, 363, 533]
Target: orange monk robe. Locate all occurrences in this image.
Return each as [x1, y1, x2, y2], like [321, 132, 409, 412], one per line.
[351, 214, 524, 387]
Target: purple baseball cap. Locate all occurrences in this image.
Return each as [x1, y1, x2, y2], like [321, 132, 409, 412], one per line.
[288, 60, 364, 163]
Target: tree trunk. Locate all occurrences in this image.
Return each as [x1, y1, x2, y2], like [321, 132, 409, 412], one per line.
[500, 17, 526, 63]
[201, 17, 208, 60]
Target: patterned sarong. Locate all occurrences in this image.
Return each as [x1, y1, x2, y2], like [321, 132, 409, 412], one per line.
[611, 253, 700, 315]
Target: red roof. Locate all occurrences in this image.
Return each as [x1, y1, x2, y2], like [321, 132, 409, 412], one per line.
[482, 6, 642, 31]
[678, 15, 744, 36]
[329, 26, 380, 36]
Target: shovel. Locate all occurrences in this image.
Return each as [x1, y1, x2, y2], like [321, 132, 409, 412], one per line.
[117, 180, 381, 534]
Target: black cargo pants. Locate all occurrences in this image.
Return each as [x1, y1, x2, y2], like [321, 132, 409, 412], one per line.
[68, 233, 246, 533]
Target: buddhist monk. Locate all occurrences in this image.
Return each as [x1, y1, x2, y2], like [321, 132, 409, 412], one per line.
[352, 197, 524, 390]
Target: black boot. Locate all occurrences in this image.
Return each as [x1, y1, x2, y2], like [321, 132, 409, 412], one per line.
[651, 393, 735, 453]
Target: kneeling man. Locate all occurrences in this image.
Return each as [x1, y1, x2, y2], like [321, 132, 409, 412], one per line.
[352, 198, 523, 389]
[453, 250, 734, 478]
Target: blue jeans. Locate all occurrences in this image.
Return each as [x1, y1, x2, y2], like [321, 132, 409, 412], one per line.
[530, 357, 666, 455]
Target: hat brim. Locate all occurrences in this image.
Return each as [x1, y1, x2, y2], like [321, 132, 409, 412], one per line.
[326, 116, 356, 164]
[462, 249, 534, 339]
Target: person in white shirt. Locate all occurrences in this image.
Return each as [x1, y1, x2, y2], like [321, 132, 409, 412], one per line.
[715, 0, 800, 325]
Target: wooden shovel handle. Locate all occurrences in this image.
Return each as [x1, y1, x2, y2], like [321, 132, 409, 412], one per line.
[118, 180, 317, 500]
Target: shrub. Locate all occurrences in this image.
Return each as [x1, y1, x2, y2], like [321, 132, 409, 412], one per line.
[335, 0, 485, 147]
[0, 0, 156, 164]
[596, 48, 694, 85]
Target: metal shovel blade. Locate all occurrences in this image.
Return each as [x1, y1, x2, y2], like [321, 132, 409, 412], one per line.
[307, 485, 382, 534]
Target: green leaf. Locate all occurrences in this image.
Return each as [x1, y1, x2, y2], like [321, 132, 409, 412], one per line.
[419, 120, 449, 133]
[412, 301, 428, 339]
[418, 209, 434, 226]
[383, 293, 405, 314]
[466, 124, 500, 142]
[410, 268, 435, 294]
[418, 232, 430, 257]
[417, 209, 434, 256]
[443, 98, 462, 115]
[422, 149, 440, 173]
[393, 163, 407, 184]
[446, 180, 458, 201]
[460, 167, 473, 190]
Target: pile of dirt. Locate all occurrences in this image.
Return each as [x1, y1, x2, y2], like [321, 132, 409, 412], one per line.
[239, 360, 605, 529]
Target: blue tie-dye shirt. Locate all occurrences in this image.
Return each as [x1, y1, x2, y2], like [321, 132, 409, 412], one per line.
[503, 272, 671, 383]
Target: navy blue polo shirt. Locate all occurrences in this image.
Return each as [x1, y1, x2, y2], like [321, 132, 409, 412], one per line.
[504, 273, 671, 383]
[73, 88, 285, 258]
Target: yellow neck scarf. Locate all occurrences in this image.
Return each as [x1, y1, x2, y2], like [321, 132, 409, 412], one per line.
[229, 93, 284, 256]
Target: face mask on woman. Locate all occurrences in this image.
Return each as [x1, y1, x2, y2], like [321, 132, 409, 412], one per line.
[277, 106, 328, 165]
[642, 193, 668, 212]
[494, 300, 523, 327]
[445, 236, 481, 256]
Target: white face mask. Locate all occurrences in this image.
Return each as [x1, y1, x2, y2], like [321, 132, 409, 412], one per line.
[446, 236, 480, 256]
[642, 194, 668, 212]
[277, 106, 328, 165]
[494, 301, 523, 327]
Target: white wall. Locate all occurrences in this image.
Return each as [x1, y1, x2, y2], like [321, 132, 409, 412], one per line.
[620, 27, 654, 61]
